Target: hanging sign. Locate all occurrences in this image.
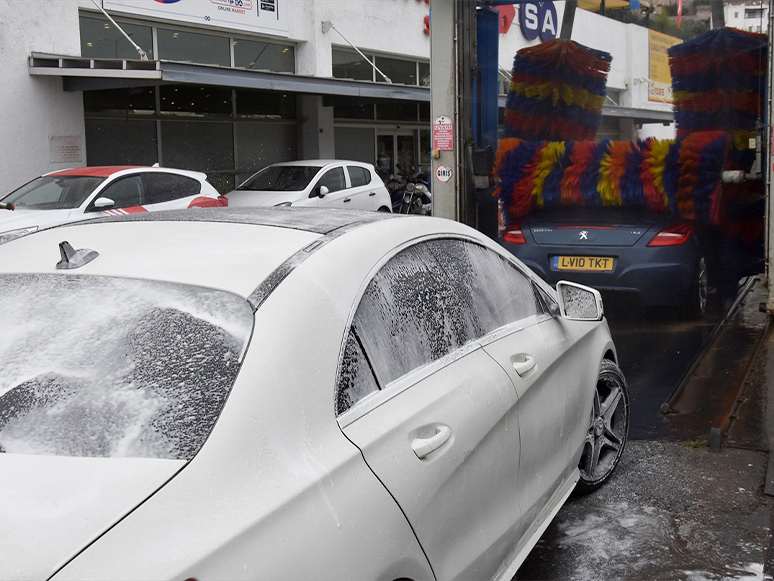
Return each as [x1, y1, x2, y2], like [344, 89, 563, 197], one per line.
[435, 164, 453, 184]
[103, 0, 289, 37]
[433, 115, 454, 151]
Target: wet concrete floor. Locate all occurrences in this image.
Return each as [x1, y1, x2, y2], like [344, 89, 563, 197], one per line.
[514, 280, 774, 580]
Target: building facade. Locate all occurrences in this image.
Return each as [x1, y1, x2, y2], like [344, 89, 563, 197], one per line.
[1, 0, 675, 195]
[724, 0, 769, 33]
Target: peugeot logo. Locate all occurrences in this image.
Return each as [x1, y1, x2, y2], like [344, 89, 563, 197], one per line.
[579, 231, 589, 240]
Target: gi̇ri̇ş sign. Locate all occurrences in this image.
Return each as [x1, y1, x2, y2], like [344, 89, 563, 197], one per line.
[435, 164, 453, 184]
[103, 0, 288, 37]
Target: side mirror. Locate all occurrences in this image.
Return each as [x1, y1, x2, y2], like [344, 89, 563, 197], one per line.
[556, 281, 604, 321]
[93, 197, 115, 209]
[318, 185, 329, 198]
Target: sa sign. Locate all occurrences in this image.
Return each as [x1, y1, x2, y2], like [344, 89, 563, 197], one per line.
[435, 164, 453, 184]
[520, 2, 558, 42]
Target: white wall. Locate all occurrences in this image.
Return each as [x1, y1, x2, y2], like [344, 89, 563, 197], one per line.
[290, 0, 431, 77]
[0, 0, 85, 194]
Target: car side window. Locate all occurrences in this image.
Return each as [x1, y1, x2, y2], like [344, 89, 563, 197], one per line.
[351, 240, 484, 389]
[335, 330, 379, 416]
[335, 238, 545, 416]
[347, 166, 369, 188]
[96, 176, 145, 209]
[440, 241, 543, 332]
[144, 172, 201, 204]
[315, 167, 346, 194]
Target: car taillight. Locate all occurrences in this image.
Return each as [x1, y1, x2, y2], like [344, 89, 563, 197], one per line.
[647, 221, 693, 247]
[503, 227, 526, 244]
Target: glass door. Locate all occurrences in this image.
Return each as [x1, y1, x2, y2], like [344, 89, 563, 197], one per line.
[376, 130, 417, 181]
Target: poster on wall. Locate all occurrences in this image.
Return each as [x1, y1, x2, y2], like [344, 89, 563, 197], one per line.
[648, 30, 681, 104]
[102, 0, 289, 37]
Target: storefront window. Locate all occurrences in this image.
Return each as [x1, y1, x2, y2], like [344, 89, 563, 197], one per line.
[376, 102, 419, 122]
[236, 89, 296, 119]
[234, 39, 295, 73]
[418, 62, 430, 87]
[334, 104, 375, 120]
[160, 85, 232, 115]
[375, 56, 416, 85]
[332, 49, 374, 81]
[80, 15, 153, 60]
[419, 102, 430, 122]
[84, 87, 156, 114]
[157, 28, 230, 67]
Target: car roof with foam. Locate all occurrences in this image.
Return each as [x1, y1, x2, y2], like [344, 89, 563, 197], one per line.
[0, 207, 399, 302]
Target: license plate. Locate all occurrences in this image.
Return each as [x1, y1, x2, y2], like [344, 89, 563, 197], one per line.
[552, 256, 614, 272]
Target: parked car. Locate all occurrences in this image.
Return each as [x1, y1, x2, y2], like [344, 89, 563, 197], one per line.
[0, 166, 225, 245]
[500, 206, 708, 318]
[0, 207, 628, 581]
[226, 160, 392, 212]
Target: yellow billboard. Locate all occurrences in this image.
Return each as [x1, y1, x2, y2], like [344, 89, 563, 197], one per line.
[648, 30, 681, 104]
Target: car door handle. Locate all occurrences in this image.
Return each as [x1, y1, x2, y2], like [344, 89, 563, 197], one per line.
[344, 198, 352, 202]
[369, 191, 376, 196]
[512, 354, 536, 377]
[411, 425, 452, 459]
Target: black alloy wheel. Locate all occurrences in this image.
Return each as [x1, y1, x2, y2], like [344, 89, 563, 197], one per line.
[576, 359, 630, 494]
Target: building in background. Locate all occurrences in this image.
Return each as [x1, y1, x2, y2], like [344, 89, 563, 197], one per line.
[724, 0, 769, 33]
[1, 0, 674, 195]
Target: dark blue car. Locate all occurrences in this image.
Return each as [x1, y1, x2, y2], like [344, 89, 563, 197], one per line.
[499, 206, 708, 318]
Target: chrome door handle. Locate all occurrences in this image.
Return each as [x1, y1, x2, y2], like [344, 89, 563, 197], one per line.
[512, 354, 536, 376]
[411, 425, 452, 459]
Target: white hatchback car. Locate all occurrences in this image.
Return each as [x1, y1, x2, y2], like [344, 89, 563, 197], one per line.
[0, 207, 628, 581]
[226, 159, 392, 212]
[0, 166, 225, 245]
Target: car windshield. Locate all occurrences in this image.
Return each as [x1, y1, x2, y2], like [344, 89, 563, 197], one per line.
[237, 165, 321, 192]
[0, 274, 254, 460]
[2, 175, 106, 210]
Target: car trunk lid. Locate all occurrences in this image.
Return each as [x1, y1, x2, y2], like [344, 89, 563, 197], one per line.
[525, 208, 657, 247]
[0, 454, 184, 580]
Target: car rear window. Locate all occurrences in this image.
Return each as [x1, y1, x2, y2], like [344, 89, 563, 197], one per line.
[347, 166, 370, 188]
[0, 274, 253, 460]
[145, 172, 202, 204]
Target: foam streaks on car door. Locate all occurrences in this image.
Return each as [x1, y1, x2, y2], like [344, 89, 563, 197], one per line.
[339, 239, 524, 581]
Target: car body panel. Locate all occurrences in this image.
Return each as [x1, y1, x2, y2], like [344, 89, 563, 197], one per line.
[0, 455, 184, 581]
[226, 160, 391, 212]
[343, 347, 522, 581]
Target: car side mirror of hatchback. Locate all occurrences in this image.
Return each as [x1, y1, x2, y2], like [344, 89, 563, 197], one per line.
[317, 185, 329, 198]
[93, 197, 115, 209]
[556, 281, 604, 321]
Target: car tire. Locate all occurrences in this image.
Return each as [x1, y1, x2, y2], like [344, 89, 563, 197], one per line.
[575, 359, 630, 495]
[684, 256, 708, 319]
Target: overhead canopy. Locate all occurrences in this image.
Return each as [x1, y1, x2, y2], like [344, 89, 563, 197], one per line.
[29, 52, 671, 123]
[28, 53, 428, 101]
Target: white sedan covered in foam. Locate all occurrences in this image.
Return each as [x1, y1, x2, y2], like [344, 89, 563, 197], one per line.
[0, 207, 628, 580]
